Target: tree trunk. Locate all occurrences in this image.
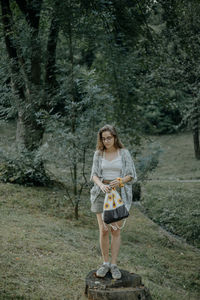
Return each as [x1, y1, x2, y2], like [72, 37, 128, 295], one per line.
[193, 127, 200, 160]
[192, 101, 200, 160]
[1, 0, 44, 151]
[0, 0, 26, 101]
[16, 108, 44, 151]
[75, 201, 79, 220]
[45, 6, 60, 90]
[68, 13, 80, 219]
[85, 269, 152, 300]
[1, 0, 49, 185]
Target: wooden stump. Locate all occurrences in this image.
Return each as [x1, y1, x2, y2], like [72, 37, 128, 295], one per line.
[85, 269, 152, 300]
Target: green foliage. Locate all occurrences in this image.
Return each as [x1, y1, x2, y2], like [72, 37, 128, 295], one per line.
[43, 67, 115, 218]
[146, 0, 200, 134]
[136, 142, 162, 181]
[0, 149, 50, 186]
[0, 42, 17, 120]
[1, 0, 200, 187]
[141, 99, 182, 134]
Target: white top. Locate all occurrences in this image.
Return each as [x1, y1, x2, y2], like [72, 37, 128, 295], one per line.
[102, 150, 122, 180]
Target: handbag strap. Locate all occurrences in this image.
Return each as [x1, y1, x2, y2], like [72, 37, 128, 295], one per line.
[109, 219, 127, 230]
[101, 213, 127, 231]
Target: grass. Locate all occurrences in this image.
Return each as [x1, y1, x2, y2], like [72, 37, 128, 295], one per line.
[141, 181, 200, 248]
[0, 182, 200, 299]
[0, 123, 200, 298]
[141, 132, 200, 180]
[139, 132, 200, 249]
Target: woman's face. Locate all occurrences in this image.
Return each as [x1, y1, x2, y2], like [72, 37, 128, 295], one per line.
[101, 130, 115, 150]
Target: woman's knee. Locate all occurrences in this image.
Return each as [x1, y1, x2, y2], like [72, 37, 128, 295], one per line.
[100, 225, 109, 236]
[110, 227, 120, 237]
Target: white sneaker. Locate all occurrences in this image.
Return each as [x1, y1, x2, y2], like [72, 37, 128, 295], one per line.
[110, 265, 121, 279]
[96, 264, 110, 277]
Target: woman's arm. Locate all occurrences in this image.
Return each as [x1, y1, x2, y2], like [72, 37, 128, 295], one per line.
[124, 149, 137, 184]
[92, 175, 111, 193]
[92, 175, 103, 187]
[122, 175, 132, 184]
[109, 175, 132, 188]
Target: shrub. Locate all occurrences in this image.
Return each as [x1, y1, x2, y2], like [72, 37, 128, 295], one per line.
[0, 149, 51, 186]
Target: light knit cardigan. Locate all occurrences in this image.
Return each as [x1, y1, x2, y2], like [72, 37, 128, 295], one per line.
[90, 148, 137, 211]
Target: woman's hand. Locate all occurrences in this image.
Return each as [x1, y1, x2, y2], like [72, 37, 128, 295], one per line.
[100, 184, 112, 193]
[109, 179, 120, 188]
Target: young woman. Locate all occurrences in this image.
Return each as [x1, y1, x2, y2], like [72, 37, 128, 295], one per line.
[90, 124, 137, 279]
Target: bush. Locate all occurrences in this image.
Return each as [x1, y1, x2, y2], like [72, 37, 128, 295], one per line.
[142, 105, 182, 135]
[0, 150, 51, 186]
[136, 143, 162, 182]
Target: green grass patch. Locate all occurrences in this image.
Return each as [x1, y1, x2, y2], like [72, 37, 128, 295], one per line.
[141, 132, 200, 180]
[141, 181, 200, 248]
[0, 182, 200, 299]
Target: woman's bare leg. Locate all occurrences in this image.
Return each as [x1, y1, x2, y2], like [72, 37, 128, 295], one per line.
[96, 214, 110, 262]
[110, 220, 122, 265]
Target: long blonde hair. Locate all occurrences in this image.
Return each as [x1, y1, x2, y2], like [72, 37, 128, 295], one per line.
[96, 124, 124, 152]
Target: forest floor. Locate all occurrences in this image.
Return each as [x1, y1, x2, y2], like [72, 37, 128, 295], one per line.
[0, 182, 200, 300]
[0, 126, 200, 299]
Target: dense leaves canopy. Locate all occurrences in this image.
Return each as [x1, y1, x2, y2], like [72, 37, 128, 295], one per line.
[0, 0, 200, 192]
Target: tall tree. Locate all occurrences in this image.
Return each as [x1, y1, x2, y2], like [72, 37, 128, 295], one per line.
[0, 0, 61, 183]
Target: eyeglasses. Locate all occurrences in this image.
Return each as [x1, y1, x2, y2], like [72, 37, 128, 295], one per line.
[102, 136, 113, 142]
